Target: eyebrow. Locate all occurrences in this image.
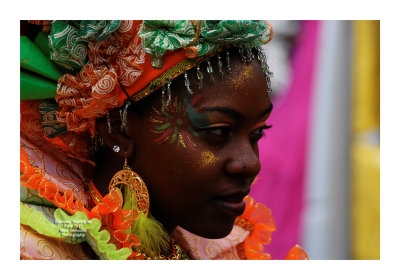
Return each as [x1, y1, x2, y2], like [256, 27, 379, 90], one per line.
[197, 103, 273, 120]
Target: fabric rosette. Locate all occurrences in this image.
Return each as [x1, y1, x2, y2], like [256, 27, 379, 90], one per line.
[48, 20, 121, 72]
[138, 20, 198, 59]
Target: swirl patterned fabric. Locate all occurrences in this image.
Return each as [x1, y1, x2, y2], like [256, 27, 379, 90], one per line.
[39, 100, 67, 138]
[55, 20, 145, 136]
[48, 20, 121, 72]
[139, 20, 273, 59]
[20, 224, 94, 260]
[139, 20, 198, 58]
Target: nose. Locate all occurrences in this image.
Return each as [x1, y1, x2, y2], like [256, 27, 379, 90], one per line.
[224, 140, 261, 179]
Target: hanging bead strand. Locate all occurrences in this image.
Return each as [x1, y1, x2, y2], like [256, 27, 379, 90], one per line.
[206, 58, 215, 82]
[226, 51, 232, 73]
[161, 84, 167, 112]
[217, 54, 224, 79]
[256, 47, 273, 95]
[106, 113, 112, 134]
[119, 101, 130, 133]
[166, 78, 172, 106]
[197, 64, 204, 89]
[184, 70, 194, 95]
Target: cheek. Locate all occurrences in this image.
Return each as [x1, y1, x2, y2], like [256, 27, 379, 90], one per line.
[137, 145, 216, 228]
[134, 128, 202, 199]
[135, 139, 222, 206]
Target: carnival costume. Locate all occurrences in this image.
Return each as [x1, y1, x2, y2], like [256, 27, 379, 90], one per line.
[20, 20, 308, 260]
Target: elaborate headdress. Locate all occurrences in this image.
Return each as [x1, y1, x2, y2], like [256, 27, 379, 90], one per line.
[21, 20, 273, 155]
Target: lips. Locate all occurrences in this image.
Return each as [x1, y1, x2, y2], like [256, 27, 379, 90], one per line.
[213, 190, 249, 217]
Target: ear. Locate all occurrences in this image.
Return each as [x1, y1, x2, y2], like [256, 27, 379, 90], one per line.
[96, 110, 135, 159]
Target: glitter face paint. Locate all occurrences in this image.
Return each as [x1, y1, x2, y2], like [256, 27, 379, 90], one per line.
[199, 150, 219, 168]
[228, 63, 255, 95]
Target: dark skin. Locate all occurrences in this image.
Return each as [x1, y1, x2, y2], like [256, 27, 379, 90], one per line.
[93, 50, 273, 239]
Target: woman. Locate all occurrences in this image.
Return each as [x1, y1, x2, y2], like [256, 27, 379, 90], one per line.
[20, 20, 308, 260]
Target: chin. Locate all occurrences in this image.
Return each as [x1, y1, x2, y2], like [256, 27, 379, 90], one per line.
[201, 228, 233, 239]
[181, 216, 237, 239]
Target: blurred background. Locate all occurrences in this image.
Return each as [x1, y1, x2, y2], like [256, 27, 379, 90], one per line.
[249, 20, 380, 260]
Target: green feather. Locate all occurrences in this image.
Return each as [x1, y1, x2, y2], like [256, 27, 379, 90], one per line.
[122, 185, 170, 258]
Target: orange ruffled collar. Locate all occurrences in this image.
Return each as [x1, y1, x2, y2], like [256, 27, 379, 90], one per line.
[235, 196, 309, 260]
[20, 146, 141, 259]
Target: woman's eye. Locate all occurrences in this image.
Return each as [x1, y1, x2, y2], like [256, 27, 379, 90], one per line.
[198, 124, 271, 145]
[250, 125, 272, 142]
[197, 125, 233, 144]
[204, 126, 232, 138]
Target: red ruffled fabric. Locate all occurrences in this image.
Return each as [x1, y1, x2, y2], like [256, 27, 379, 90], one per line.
[237, 196, 309, 260]
[20, 146, 141, 255]
[284, 245, 309, 260]
[55, 20, 145, 137]
[237, 196, 277, 260]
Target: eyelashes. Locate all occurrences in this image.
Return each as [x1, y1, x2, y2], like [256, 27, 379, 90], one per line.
[201, 125, 232, 139]
[250, 125, 272, 142]
[199, 124, 272, 144]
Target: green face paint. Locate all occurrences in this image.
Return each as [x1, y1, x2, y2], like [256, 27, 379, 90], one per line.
[187, 106, 210, 129]
[183, 93, 213, 129]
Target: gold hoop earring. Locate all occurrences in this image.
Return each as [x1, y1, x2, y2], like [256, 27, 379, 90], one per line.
[108, 153, 171, 258]
[108, 153, 149, 216]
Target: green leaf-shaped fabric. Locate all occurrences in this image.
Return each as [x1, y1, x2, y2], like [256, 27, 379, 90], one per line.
[20, 70, 57, 100]
[20, 36, 63, 82]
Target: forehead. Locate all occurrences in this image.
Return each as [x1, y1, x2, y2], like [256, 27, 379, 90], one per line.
[190, 57, 271, 119]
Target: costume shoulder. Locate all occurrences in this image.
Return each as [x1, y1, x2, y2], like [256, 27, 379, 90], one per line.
[20, 138, 136, 260]
[173, 196, 308, 260]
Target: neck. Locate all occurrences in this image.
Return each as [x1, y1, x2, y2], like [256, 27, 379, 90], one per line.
[154, 215, 176, 235]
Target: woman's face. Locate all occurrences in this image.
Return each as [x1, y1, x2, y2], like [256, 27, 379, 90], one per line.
[129, 52, 272, 238]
